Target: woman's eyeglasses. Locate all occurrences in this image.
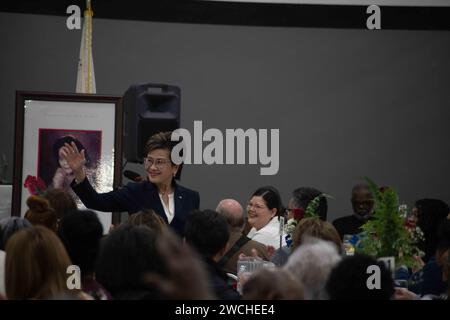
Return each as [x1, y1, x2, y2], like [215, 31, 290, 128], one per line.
[285, 207, 305, 220]
[144, 157, 171, 169]
[246, 202, 267, 210]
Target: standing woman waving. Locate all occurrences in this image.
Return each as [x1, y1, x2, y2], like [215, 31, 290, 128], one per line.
[60, 131, 200, 236]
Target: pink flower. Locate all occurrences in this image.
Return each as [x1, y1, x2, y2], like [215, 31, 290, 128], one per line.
[23, 175, 47, 196]
[404, 216, 417, 230]
[293, 208, 305, 220]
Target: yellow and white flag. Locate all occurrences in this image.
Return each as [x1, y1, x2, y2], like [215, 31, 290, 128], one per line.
[76, 0, 96, 94]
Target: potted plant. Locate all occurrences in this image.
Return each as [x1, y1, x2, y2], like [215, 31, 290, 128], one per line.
[356, 177, 424, 271]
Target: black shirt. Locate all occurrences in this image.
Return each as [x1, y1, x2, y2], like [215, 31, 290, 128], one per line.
[332, 214, 367, 240]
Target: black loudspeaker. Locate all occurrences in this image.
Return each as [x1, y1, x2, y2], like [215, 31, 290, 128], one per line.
[123, 83, 180, 163]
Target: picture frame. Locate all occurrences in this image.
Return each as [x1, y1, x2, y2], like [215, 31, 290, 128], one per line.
[12, 91, 123, 230]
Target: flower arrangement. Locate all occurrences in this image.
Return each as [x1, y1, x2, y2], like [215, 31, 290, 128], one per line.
[23, 175, 47, 196]
[284, 218, 299, 248]
[284, 193, 331, 247]
[356, 177, 424, 270]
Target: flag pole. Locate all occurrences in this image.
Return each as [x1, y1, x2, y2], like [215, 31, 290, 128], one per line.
[76, 0, 96, 93]
[86, 0, 93, 94]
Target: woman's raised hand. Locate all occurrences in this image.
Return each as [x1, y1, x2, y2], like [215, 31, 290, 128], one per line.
[60, 142, 86, 182]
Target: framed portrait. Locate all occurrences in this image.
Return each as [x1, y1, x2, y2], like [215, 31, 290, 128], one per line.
[12, 91, 123, 232]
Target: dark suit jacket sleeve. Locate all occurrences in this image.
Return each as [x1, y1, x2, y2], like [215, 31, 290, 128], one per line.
[194, 190, 200, 209]
[71, 177, 129, 212]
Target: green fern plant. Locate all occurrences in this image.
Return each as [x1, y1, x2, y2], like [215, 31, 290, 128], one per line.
[304, 193, 333, 218]
[356, 177, 423, 269]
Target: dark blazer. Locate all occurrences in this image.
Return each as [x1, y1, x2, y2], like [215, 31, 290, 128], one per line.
[204, 257, 241, 300]
[71, 178, 200, 236]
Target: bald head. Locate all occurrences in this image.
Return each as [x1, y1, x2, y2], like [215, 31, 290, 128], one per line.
[216, 199, 245, 231]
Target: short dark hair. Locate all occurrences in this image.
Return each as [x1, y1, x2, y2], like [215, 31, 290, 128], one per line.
[184, 209, 229, 258]
[252, 186, 283, 217]
[144, 131, 182, 180]
[291, 187, 328, 221]
[58, 210, 103, 276]
[326, 254, 394, 300]
[95, 224, 165, 299]
[53, 136, 90, 166]
[351, 184, 371, 196]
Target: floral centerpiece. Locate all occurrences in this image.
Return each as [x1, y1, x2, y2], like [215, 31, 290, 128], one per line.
[356, 177, 424, 270]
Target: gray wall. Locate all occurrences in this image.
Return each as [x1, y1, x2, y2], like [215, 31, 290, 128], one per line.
[1, 12, 449, 222]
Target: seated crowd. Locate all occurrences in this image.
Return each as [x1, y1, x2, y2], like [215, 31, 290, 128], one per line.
[0, 183, 449, 301]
